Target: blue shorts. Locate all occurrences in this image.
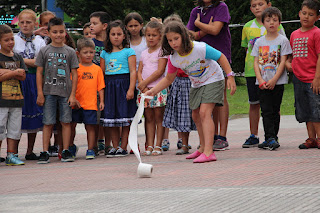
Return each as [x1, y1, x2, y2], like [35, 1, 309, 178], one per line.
[72, 108, 97, 125]
[293, 75, 320, 123]
[43, 95, 72, 125]
[246, 77, 259, 105]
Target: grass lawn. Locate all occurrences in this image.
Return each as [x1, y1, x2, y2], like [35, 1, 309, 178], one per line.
[227, 83, 295, 116]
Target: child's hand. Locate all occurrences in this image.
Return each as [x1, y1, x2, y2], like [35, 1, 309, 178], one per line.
[266, 78, 276, 90]
[194, 13, 201, 27]
[144, 89, 155, 97]
[68, 96, 80, 108]
[34, 27, 48, 37]
[36, 94, 45, 106]
[126, 89, 134, 100]
[311, 77, 320, 94]
[227, 76, 237, 95]
[99, 102, 105, 111]
[138, 81, 147, 91]
[15, 69, 26, 77]
[258, 79, 267, 90]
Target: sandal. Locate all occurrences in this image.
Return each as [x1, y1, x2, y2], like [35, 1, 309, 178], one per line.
[142, 146, 153, 156]
[152, 146, 163, 156]
[176, 145, 189, 155]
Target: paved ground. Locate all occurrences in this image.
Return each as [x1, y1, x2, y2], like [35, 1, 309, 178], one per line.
[1, 115, 320, 213]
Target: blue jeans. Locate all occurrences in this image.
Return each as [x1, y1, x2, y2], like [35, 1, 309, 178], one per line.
[43, 95, 72, 125]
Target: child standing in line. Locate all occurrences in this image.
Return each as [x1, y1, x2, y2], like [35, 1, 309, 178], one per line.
[71, 37, 105, 159]
[100, 20, 137, 157]
[137, 21, 168, 156]
[36, 11, 55, 45]
[83, 23, 95, 39]
[251, 7, 292, 150]
[286, 0, 320, 149]
[0, 24, 27, 165]
[241, 0, 286, 148]
[14, 9, 46, 160]
[187, 0, 232, 151]
[145, 21, 236, 163]
[36, 17, 79, 164]
[90, 11, 110, 154]
[124, 12, 147, 154]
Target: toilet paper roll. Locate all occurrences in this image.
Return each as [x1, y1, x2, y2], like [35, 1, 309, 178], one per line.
[137, 163, 153, 178]
[128, 93, 154, 177]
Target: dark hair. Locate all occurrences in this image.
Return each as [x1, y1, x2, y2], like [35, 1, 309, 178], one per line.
[161, 21, 193, 56]
[196, 0, 224, 7]
[145, 20, 163, 35]
[262, 7, 282, 23]
[89, 11, 110, 24]
[0, 24, 13, 39]
[302, 0, 320, 15]
[124, 12, 144, 37]
[65, 32, 76, 49]
[105, 20, 129, 53]
[250, 0, 270, 4]
[47, 17, 65, 31]
[77, 37, 95, 51]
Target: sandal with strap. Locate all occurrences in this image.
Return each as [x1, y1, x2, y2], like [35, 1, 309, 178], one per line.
[176, 145, 190, 155]
[152, 146, 163, 156]
[142, 146, 153, 156]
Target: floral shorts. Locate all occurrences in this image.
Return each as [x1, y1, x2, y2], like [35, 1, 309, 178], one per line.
[137, 88, 168, 108]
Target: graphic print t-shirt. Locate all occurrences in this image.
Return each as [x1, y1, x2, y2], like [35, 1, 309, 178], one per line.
[93, 38, 104, 66]
[251, 34, 292, 85]
[0, 53, 27, 107]
[35, 44, 79, 98]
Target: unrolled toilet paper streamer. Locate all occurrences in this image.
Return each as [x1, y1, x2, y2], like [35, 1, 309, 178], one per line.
[128, 93, 154, 178]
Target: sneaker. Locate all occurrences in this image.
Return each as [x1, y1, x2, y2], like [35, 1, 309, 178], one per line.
[258, 138, 280, 150]
[299, 138, 318, 149]
[213, 139, 229, 151]
[98, 141, 105, 153]
[104, 145, 113, 155]
[162, 139, 170, 151]
[61, 150, 75, 162]
[193, 153, 217, 163]
[242, 134, 259, 148]
[6, 153, 25, 166]
[48, 145, 59, 157]
[115, 147, 128, 157]
[86, 149, 95, 160]
[38, 152, 50, 164]
[267, 138, 280, 150]
[25, 152, 39, 160]
[106, 147, 117, 158]
[177, 138, 182, 149]
[0, 157, 5, 162]
[93, 146, 99, 156]
[68, 144, 79, 158]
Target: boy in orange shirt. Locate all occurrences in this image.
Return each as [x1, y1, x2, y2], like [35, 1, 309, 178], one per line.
[70, 37, 105, 159]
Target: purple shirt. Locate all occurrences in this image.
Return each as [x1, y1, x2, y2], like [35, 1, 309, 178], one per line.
[187, 2, 232, 63]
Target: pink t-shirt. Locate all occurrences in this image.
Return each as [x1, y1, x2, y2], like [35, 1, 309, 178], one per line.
[141, 47, 167, 88]
[290, 27, 320, 83]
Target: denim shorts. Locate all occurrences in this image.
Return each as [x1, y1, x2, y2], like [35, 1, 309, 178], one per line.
[293, 75, 320, 123]
[246, 77, 260, 105]
[0, 107, 22, 141]
[43, 95, 72, 125]
[72, 108, 97, 125]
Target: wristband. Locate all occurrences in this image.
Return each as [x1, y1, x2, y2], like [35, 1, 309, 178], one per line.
[198, 31, 200, 39]
[259, 82, 266, 88]
[227, 71, 235, 77]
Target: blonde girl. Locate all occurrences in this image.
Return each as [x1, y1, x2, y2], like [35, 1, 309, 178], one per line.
[137, 21, 168, 156]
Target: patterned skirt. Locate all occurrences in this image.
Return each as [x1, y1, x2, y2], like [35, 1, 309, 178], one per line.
[137, 88, 168, 108]
[163, 77, 196, 132]
[21, 73, 43, 133]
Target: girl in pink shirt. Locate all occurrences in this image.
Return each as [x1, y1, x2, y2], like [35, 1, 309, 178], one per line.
[137, 21, 168, 156]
